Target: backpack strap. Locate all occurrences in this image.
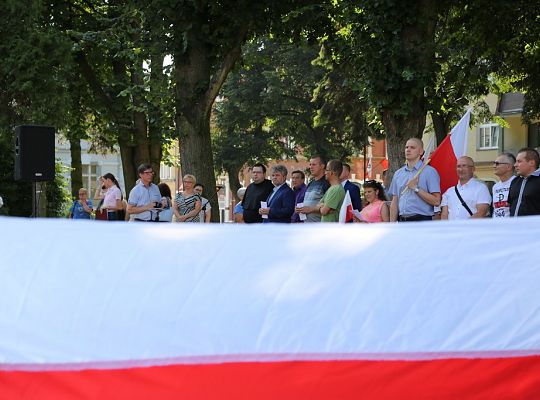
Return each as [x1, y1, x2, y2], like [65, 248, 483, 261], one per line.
[454, 186, 473, 216]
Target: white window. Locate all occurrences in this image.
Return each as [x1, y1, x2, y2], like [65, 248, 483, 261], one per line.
[478, 124, 500, 150]
[82, 164, 98, 193]
[159, 164, 175, 180]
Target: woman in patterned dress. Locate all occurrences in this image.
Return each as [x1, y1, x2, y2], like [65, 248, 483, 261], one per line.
[172, 174, 202, 222]
[356, 180, 389, 223]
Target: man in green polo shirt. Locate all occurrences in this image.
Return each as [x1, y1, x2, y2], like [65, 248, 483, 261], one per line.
[318, 159, 346, 222]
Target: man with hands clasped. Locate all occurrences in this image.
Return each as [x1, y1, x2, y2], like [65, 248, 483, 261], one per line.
[388, 138, 441, 222]
[127, 163, 164, 222]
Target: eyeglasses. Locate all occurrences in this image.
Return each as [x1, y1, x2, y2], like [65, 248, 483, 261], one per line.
[142, 170, 154, 175]
[493, 161, 512, 166]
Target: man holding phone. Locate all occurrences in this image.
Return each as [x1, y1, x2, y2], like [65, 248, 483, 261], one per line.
[127, 163, 164, 222]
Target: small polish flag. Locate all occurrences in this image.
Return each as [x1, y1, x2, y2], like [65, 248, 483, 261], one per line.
[339, 190, 354, 223]
[429, 109, 471, 194]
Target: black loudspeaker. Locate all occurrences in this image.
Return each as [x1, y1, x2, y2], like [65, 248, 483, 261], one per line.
[14, 125, 56, 181]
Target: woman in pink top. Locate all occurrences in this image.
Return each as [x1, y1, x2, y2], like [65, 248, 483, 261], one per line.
[356, 180, 389, 223]
[101, 173, 124, 221]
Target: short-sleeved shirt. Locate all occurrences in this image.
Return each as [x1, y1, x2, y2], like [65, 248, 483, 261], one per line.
[70, 199, 93, 219]
[492, 176, 515, 218]
[103, 185, 122, 208]
[320, 184, 346, 223]
[128, 182, 162, 221]
[303, 177, 330, 222]
[388, 160, 440, 217]
[441, 178, 491, 220]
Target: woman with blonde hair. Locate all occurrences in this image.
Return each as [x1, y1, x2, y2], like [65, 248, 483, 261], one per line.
[172, 174, 202, 222]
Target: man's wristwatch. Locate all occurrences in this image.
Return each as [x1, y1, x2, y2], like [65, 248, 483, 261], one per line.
[414, 187, 420, 193]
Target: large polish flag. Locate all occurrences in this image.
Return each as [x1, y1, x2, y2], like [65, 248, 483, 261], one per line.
[2, 217, 540, 399]
[429, 109, 471, 194]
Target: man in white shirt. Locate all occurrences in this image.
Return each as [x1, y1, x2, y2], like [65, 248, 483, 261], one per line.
[492, 153, 516, 218]
[441, 156, 491, 220]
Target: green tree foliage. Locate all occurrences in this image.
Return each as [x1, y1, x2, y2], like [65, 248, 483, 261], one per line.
[325, 0, 441, 178]
[155, 1, 326, 219]
[56, 0, 175, 193]
[213, 37, 374, 197]
[46, 161, 72, 217]
[0, 0, 73, 216]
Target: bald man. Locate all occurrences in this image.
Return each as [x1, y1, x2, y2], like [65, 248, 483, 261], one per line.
[441, 156, 491, 220]
[388, 138, 441, 222]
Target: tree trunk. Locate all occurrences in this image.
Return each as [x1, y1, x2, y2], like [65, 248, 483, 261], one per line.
[226, 164, 243, 202]
[382, 110, 426, 185]
[381, 0, 437, 184]
[432, 112, 452, 145]
[69, 137, 82, 198]
[177, 114, 220, 221]
[174, 23, 246, 222]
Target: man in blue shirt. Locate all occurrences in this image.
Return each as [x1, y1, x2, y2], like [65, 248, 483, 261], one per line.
[388, 138, 441, 222]
[127, 163, 163, 222]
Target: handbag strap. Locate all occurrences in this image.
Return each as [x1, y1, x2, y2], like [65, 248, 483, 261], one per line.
[454, 185, 473, 216]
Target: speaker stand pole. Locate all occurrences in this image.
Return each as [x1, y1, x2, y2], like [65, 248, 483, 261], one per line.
[32, 181, 37, 218]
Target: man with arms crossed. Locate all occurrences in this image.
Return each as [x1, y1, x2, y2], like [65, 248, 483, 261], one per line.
[388, 138, 441, 222]
[295, 155, 330, 222]
[492, 153, 516, 218]
[318, 160, 346, 223]
[441, 156, 491, 220]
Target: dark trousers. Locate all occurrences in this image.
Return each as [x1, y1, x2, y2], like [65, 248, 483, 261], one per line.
[398, 214, 432, 222]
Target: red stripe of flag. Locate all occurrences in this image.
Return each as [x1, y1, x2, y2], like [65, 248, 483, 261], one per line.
[2, 356, 540, 400]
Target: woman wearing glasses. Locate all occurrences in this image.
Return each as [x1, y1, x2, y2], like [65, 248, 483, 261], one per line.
[356, 180, 389, 223]
[172, 174, 202, 222]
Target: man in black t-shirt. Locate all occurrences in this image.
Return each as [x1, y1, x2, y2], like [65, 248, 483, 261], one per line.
[242, 163, 274, 223]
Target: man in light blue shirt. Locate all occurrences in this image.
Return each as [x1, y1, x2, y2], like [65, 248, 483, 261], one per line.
[388, 138, 441, 222]
[127, 163, 163, 222]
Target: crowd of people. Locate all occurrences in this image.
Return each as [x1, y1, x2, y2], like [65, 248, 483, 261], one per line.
[237, 138, 540, 224]
[68, 140, 540, 223]
[68, 163, 212, 223]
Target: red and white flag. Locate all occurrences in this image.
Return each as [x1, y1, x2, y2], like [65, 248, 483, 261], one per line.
[429, 109, 471, 194]
[339, 190, 354, 223]
[2, 217, 540, 399]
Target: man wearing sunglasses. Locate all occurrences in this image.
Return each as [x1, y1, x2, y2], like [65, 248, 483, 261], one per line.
[492, 153, 516, 218]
